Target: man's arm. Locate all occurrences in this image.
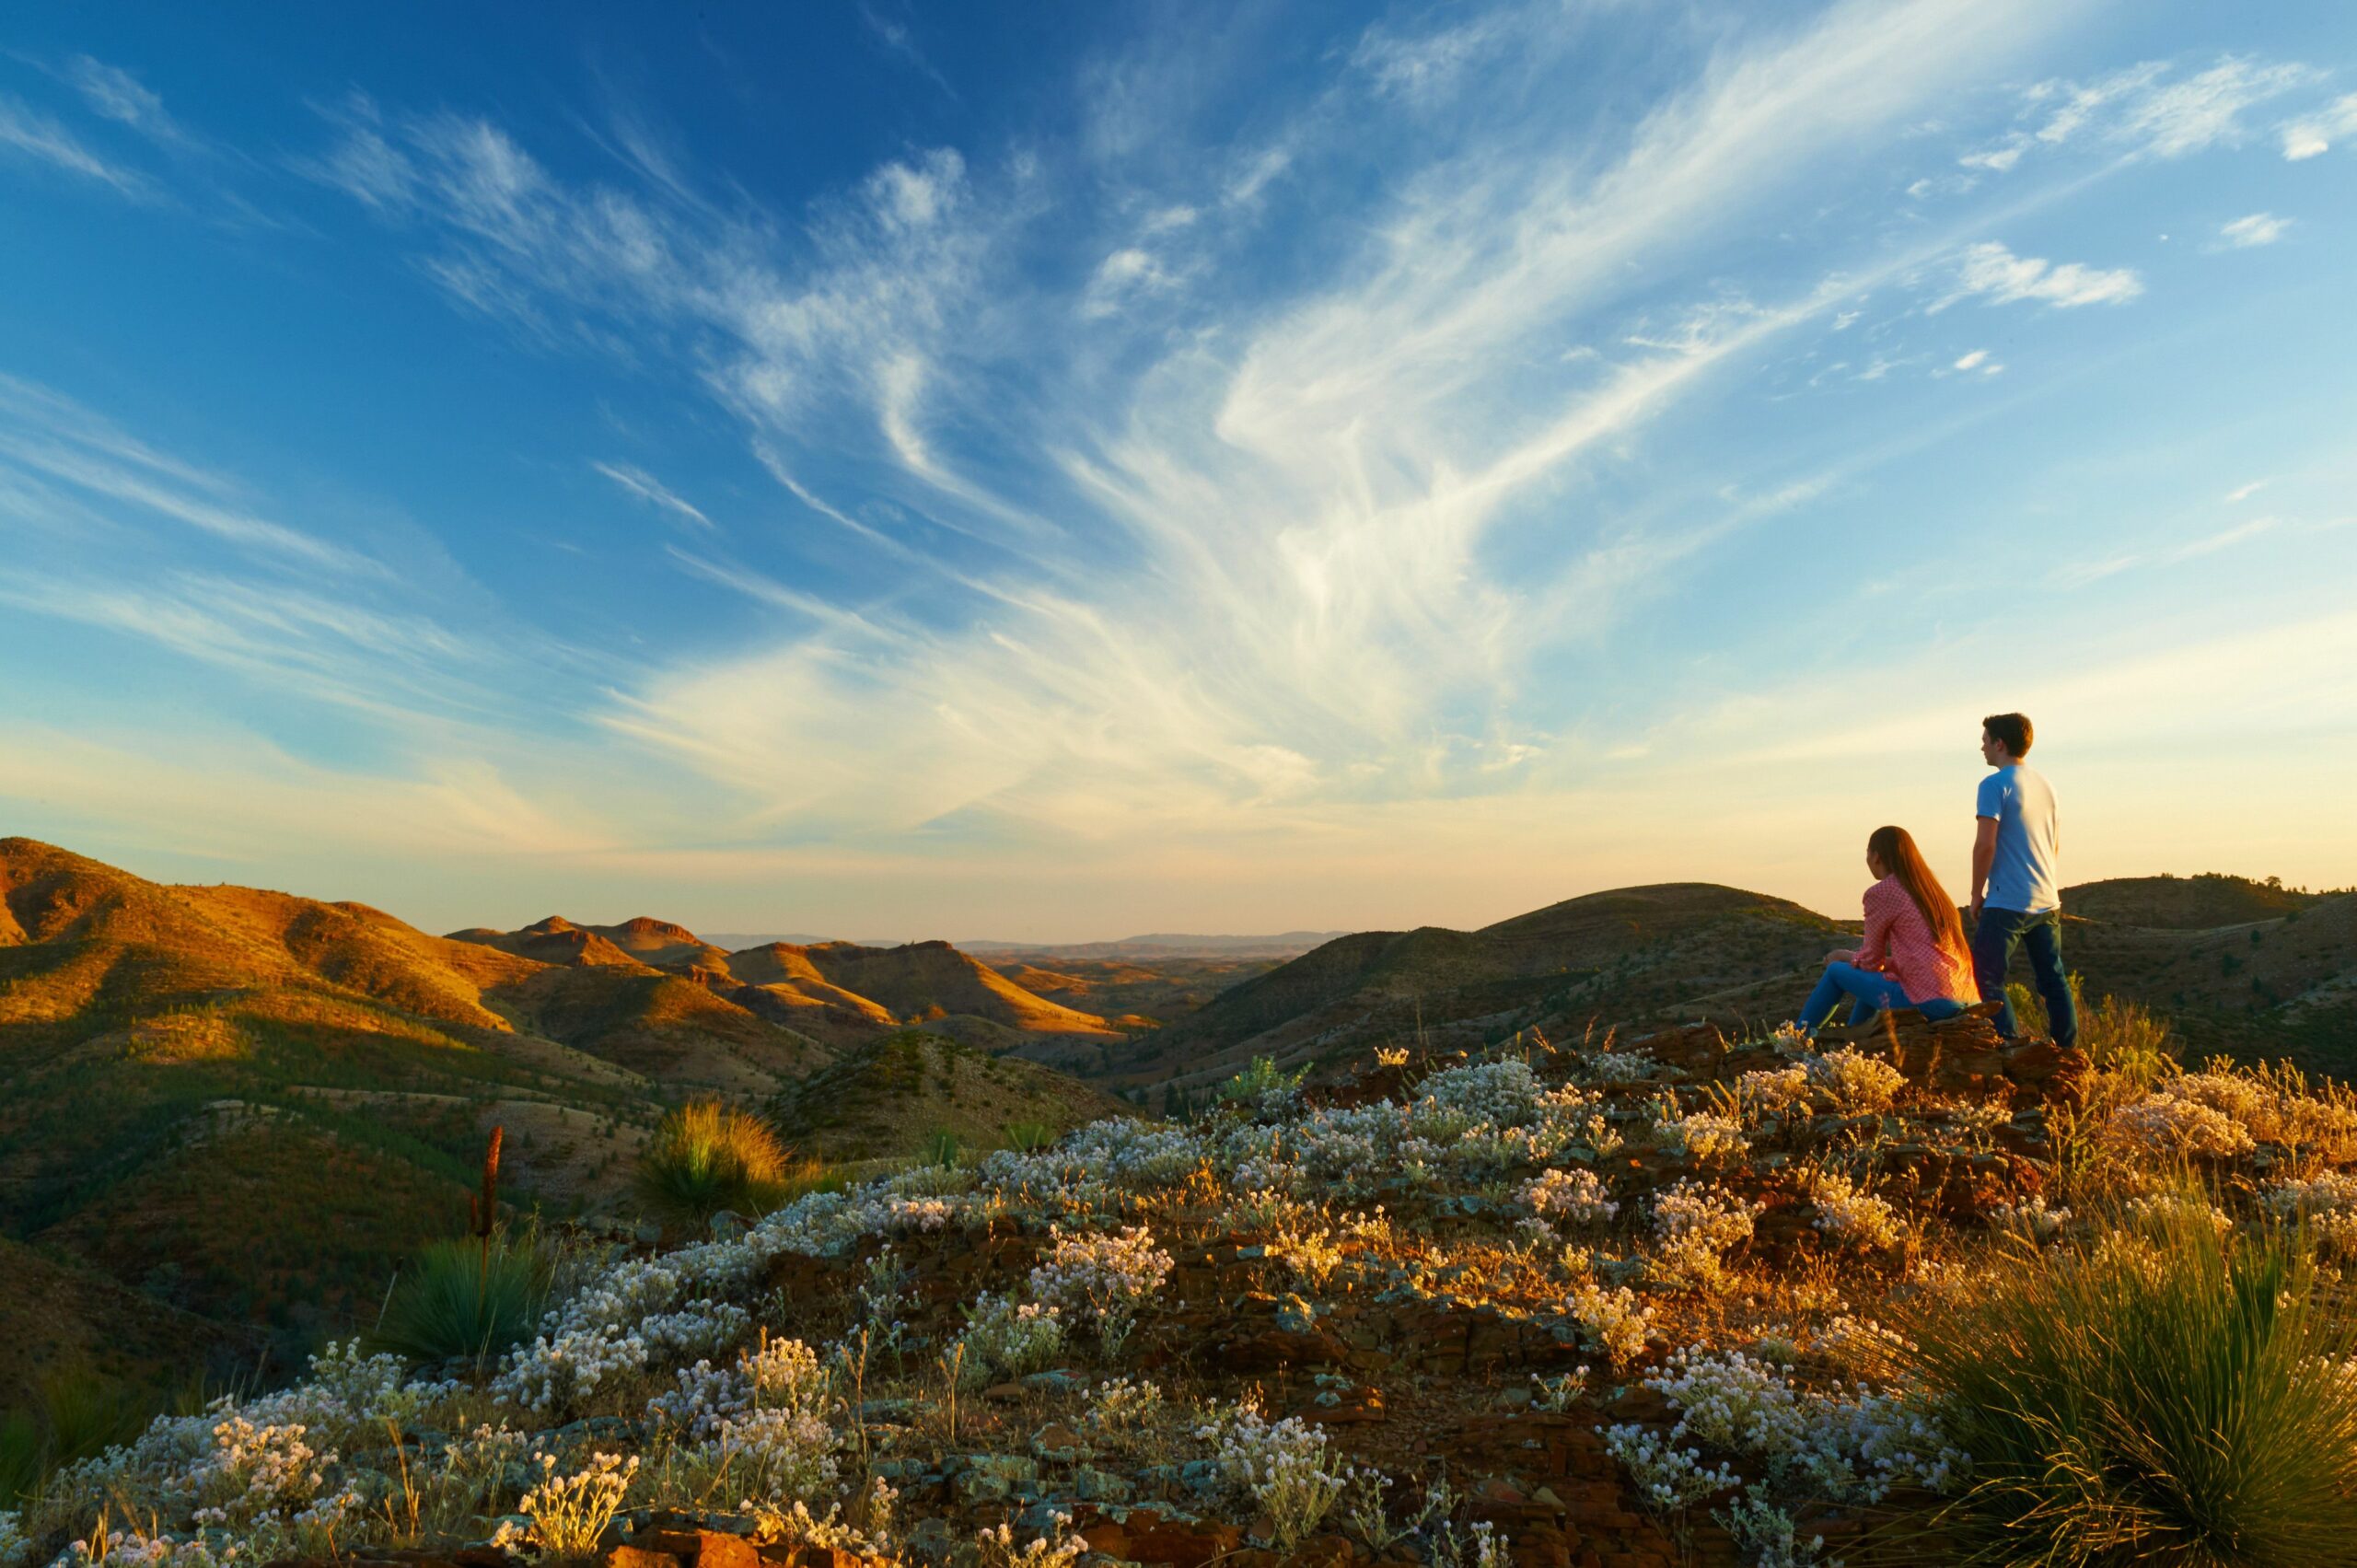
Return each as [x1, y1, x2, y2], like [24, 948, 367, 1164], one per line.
[1971, 817, 1999, 918]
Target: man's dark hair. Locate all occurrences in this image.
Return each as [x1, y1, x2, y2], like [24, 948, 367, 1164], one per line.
[1983, 712, 2034, 757]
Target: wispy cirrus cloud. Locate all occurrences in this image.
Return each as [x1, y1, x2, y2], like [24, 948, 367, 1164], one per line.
[592, 461, 714, 530]
[1958, 54, 2320, 174]
[1937, 239, 2142, 308]
[0, 91, 153, 197]
[6, 0, 2352, 930]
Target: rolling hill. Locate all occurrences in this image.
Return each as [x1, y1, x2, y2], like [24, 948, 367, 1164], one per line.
[1120, 883, 1851, 1091]
[0, 838, 1158, 1399]
[1114, 875, 2357, 1093]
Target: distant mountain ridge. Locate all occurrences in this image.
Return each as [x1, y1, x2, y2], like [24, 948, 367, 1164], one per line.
[447, 923, 1127, 1040]
[705, 931, 1350, 959]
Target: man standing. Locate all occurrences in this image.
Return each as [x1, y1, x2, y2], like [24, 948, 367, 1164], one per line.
[1969, 712, 2076, 1049]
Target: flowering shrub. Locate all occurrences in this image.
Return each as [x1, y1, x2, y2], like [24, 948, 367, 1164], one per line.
[1736, 1064, 1813, 1120]
[1717, 1491, 1833, 1568]
[1267, 1221, 1348, 1286]
[1567, 1282, 1653, 1366]
[2265, 1171, 2357, 1256]
[1991, 1194, 2072, 1242]
[1029, 1225, 1173, 1351]
[515, 1450, 638, 1556]
[1646, 1349, 1964, 1504]
[1805, 1048, 1904, 1115]
[1582, 1050, 1668, 1086]
[494, 1323, 652, 1416]
[1195, 1406, 1346, 1550]
[2107, 1089, 2257, 1159]
[1650, 1180, 1760, 1290]
[1601, 1426, 1737, 1513]
[1519, 1167, 1618, 1225]
[953, 1294, 1066, 1386]
[707, 1405, 840, 1506]
[1530, 1366, 1591, 1411]
[1807, 1172, 1905, 1251]
[1652, 1109, 1749, 1163]
[975, 1512, 1089, 1568]
[2168, 1072, 2267, 1128]
[1084, 1376, 1166, 1437]
[185, 1417, 331, 1531]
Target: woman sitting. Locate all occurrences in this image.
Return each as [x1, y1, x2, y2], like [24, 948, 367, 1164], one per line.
[1796, 825, 1979, 1037]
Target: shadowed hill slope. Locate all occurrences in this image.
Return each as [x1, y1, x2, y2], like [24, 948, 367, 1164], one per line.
[1125, 883, 1848, 1088]
[768, 1029, 1135, 1162]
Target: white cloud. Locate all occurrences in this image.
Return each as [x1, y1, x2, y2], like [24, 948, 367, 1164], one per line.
[0, 374, 375, 571]
[2167, 517, 2274, 562]
[1983, 56, 2314, 171]
[2024, 61, 2165, 146]
[1958, 134, 2030, 171]
[2223, 478, 2269, 504]
[1079, 246, 1177, 319]
[2282, 92, 2357, 159]
[1953, 348, 1989, 369]
[2122, 57, 2313, 157]
[1353, 12, 1515, 106]
[2218, 212, 2289, 248]
[592, 461, 714, 530]
[1941, 240, 2142, 309]
[0, 92, 153, 198]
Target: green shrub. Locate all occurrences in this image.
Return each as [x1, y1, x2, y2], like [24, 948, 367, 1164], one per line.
[0, 1368, 153, 1505]
[633, 1101, 791, 1225]
[1896, 1187, 2357, 1565]
[365, 1231, 552, 1367]
[920, 1129, 962, 1168]
[1001, 1120, 1056, 1153]
[1221, 1055, 1304, 1103]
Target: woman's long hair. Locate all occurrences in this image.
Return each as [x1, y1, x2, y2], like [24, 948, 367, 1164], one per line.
[1868, 824, 1970, 960]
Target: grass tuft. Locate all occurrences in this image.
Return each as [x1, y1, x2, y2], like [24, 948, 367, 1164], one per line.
[365, 1231, 552, 1368]
[1895, 1183, 2357, 1566]
[633, 1101, 793, 1226]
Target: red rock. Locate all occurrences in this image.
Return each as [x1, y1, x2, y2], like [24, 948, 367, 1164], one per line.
[697, 1533, 761, 1568]
[605, 1549, 681, 1568]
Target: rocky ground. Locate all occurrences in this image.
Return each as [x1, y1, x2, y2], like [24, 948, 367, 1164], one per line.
[7, 1005, 2354, 1568]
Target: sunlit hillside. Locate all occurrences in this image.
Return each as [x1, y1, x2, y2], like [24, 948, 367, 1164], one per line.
[0, 841, 1132, 1394]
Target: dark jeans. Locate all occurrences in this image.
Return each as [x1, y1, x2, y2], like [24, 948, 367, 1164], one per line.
[1972, 906, 2076, 1049]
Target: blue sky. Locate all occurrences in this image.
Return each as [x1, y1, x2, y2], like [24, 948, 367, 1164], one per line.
[3, 0, 2354, 941]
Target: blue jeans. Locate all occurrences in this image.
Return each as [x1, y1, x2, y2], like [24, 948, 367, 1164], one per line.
[1798, 962, 1963, 1033]
[1972, 906, 2076, 1049]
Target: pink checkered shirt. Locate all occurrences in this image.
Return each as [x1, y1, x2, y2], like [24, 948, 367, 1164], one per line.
[1855, 876, 1978, 1006]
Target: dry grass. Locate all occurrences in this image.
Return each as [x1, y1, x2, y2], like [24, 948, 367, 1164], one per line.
[633, 1101, 795, 1226]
